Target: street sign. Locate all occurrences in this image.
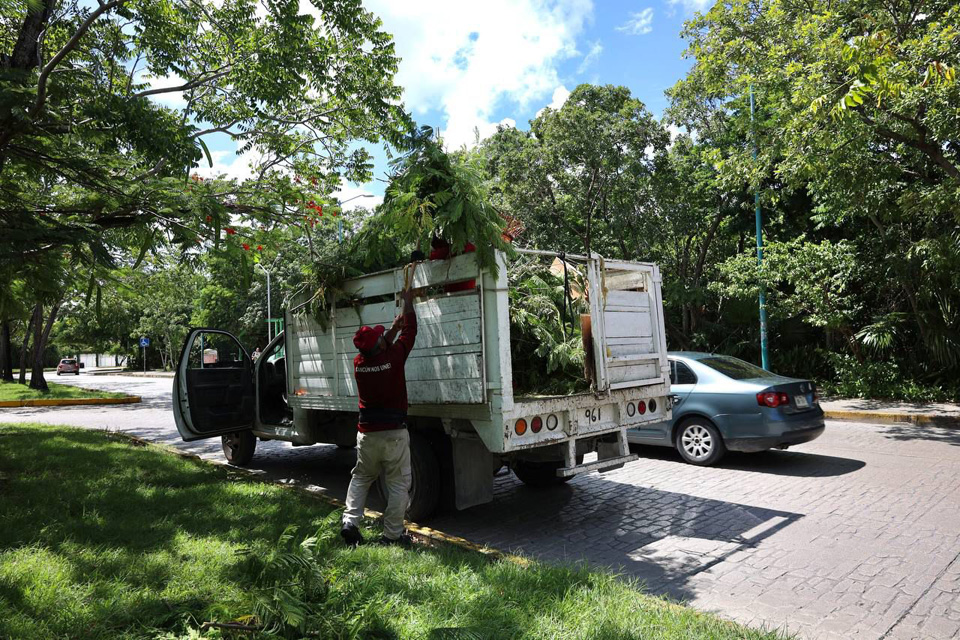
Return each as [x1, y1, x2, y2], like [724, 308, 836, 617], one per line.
[139, 337, 151, 348]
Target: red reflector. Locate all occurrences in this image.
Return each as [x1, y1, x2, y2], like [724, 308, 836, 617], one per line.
[637, 400, 647, 414]
[515, 419, 527, 436]
[531, 416, 543, 433]
[757, 391, 790, 408]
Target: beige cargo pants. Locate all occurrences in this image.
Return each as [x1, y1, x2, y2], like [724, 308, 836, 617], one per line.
[342, 428, 411, 539]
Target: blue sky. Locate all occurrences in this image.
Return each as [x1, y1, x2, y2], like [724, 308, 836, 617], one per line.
[194, 0, 709, 206]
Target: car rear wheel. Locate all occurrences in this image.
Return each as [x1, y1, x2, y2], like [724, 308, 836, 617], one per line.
[221, 431, 256, 466]
[675, 419, 725, 466]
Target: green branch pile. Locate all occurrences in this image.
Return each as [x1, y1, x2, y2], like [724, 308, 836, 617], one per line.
[305, 126, 511, 322]
[509, 259, 591, 396]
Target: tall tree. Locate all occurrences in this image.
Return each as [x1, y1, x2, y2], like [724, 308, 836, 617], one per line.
[1, 0, 406, 273]
[669, 0, 960, 382]
[482, 84, 669, 258]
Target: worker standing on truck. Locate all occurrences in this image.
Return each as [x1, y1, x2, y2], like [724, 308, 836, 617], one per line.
[341, 273, 418, 546]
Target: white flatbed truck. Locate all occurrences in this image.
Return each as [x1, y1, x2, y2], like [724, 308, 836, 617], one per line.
[172, 249, 671, 520]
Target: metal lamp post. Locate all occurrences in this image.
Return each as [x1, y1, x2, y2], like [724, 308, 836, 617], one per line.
[749, 84, 770, 370]
[256, 256, 281, 343]
[337, 193, 375, 243]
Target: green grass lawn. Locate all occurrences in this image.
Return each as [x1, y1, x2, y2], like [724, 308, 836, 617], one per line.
[0, 424, 786, 640]
[0, 381, 128, 401]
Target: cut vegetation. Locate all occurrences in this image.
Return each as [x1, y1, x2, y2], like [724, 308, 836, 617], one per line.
[0, 423, 785, 640]
[0, 381, 128, 403]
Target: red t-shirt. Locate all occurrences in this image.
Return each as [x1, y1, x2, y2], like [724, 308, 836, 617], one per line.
[429, 242, 477, 292]
[353, 313, 417, 432]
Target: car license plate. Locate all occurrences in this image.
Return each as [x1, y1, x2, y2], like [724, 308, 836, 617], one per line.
[795, 395, 810, 408]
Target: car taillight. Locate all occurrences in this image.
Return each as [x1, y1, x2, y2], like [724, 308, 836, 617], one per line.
[531, 416, 543, 433]
[515, 419, 527, 436]
[757, 391, 790, 408]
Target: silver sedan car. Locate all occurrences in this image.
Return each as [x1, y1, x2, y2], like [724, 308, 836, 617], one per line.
[627, 352, 825, 465]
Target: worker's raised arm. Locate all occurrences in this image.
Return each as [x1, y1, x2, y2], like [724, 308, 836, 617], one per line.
[396, 285, 418, 359]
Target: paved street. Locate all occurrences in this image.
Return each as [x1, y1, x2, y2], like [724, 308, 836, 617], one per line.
[3, 374, 960, 639]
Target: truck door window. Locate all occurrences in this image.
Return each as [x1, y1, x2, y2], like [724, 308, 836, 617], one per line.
[188, 333, 246, 369]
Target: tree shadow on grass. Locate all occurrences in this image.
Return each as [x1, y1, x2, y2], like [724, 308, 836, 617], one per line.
[0, 425, 782, 640]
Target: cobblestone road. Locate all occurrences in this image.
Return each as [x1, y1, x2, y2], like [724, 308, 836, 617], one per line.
[3, 375, 959, 639]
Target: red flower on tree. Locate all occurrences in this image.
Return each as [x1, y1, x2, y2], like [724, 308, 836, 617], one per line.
[257, 245, 263, 251]
[225, 227, 236, 235]
[242, 243, 250, 251]
[205, 215, 212, 223]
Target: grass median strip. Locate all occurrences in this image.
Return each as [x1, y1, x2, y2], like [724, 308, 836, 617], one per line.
[0, 381, 129, 403]
[0, 423, 787, 640]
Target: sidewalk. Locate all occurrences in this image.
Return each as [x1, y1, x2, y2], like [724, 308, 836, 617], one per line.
[821, 398, 960, 426]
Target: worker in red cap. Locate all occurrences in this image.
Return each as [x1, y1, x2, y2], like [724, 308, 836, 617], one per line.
[341, 274, 418, 546]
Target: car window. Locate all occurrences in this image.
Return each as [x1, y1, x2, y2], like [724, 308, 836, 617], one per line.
[699, 356, 768, 380]
[61, 359, 76, 365]
[673, 361, 698, 385]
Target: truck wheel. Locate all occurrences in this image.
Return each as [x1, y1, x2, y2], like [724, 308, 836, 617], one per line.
[406, 434, 440, 521]
[378, 433, 440, 522]
[221, 431, 256, 466]
[675, 419, 725, 466]
[513, 455, 582, 488]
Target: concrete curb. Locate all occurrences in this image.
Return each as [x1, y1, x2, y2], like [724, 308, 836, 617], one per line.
[0, 396, 141, 408]
[824, 409, 959, 427]
[112, 432, 529, 566]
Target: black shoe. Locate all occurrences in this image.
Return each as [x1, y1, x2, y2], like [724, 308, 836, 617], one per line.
[377, 531, 414, 547]
[340, 522, 363, 546]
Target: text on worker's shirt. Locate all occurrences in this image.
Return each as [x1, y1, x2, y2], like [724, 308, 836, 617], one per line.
[355, 363, 393, 373]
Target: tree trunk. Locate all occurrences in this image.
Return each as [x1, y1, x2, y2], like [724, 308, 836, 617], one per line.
[18, 305, 40, 384]
[0, 318, 13, 381]
[28, 299, 61, 392]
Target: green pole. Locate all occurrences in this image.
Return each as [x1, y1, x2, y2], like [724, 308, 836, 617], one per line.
[749, 84, 770, 370]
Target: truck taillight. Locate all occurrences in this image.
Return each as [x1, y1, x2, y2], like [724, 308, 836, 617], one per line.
[515, 419, 527, 436]
[531, 416, 543, 433]
[637, 400, 647, 414]
[649, 398, 657, 413]
[546, 414, 558, 430]
[757, 391, 790, 408]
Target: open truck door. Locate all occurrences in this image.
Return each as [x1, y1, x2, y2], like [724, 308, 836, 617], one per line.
[586, 258, 670, 393]
[173, 329, 255, 442]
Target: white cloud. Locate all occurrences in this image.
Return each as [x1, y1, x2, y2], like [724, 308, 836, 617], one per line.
[195, 146, 264, 182]
[536, 85, 571, 117]
[577, 40, 602, 74]
[616, 8, 654, 35]
[366, 0, 592, 148]
[667, 0, 712, 14]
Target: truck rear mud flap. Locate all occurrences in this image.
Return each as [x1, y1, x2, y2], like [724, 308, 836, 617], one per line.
[557, 429, 637, 478]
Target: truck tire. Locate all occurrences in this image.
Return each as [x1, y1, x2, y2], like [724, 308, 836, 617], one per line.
[513, 456, 581, 488]
[406, 433, 440, 521]
[377, 432, 440, 522]
[221, 431, 256, 466]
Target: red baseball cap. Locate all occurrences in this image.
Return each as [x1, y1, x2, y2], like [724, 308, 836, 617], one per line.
[353, 325, 385, 352]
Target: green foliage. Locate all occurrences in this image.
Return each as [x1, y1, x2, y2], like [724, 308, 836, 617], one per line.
[380, 126, 511, 276]
[819, 352, 960, 403]
[482, 84, 668, 258]
[0, 381, 127, 401]
[508, 259, 590, 396]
